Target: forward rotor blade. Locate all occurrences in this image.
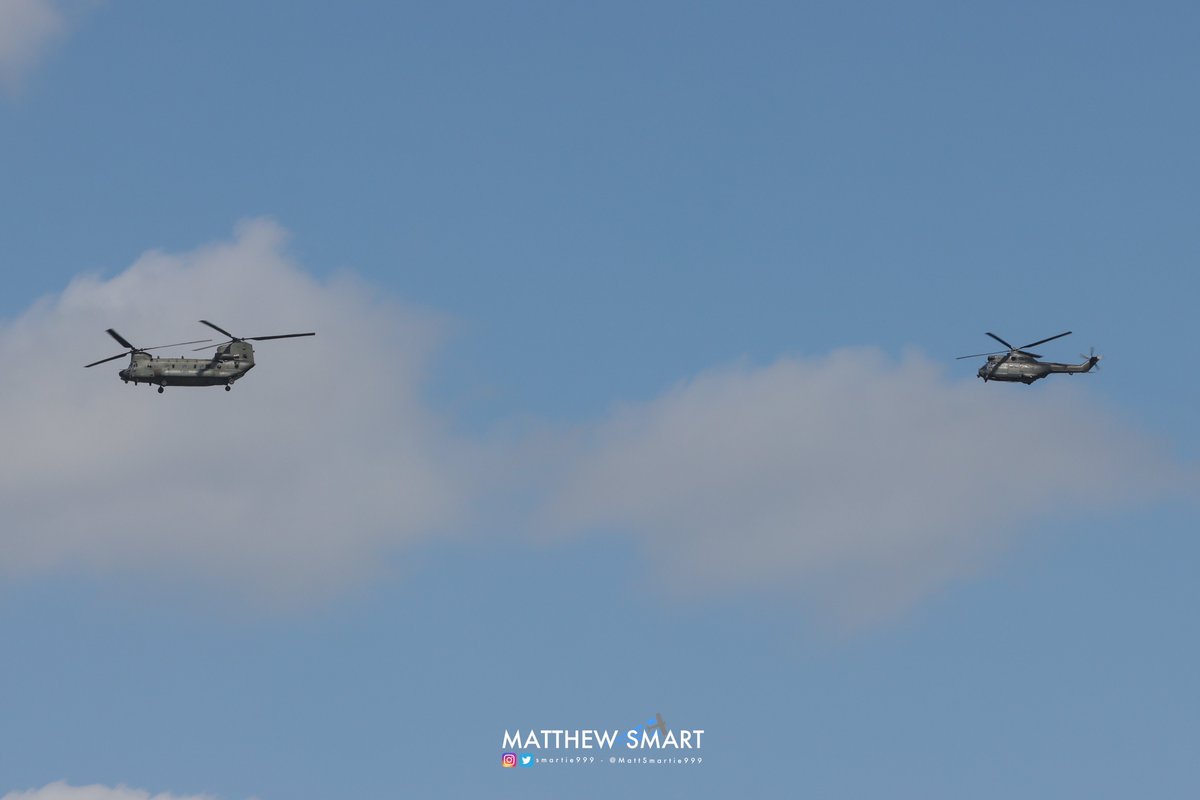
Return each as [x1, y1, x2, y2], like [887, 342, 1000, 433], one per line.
[140, 339, 212, 352]
[84, 352, 130, 368]
[1019, 330, 1071, 350]
[956, 350, 1007, 360]
[106, 329, 135, 350]
[199, 320, 236, 339]
[246, 332, 316, 341]
[985, 332, 1015, 350]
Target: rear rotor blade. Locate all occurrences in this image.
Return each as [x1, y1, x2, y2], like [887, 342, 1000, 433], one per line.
[985, 332, 1016, 350]
[199, 320, 237, 339]
[246, 332, 316, 341]
[1019, 330, 1071, 350]
[84, 352, 130, 368]
[106, 329, 135, 350]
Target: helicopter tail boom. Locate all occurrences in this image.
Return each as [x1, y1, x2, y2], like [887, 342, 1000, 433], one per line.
[1044, 353, 1102, 373]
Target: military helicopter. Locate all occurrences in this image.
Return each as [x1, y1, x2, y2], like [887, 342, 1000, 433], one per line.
[957, 330, 1101, 384]
[85, 320, 315, 392]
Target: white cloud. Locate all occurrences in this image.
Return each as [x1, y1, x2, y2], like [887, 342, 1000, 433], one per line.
[1, 782, 216, 800]
[0, 219, 468, 605]
[0, 0, 65, 88]
[542, 348, 1181, 623]
[1, 221, 1188, 619]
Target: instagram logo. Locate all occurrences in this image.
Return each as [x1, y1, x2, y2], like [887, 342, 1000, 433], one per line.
[501, 752, 518, 768]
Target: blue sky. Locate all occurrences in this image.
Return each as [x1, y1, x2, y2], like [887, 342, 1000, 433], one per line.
[1, 2, 1197, 798]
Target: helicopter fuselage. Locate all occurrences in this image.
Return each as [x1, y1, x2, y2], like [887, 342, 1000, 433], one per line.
[118, 341, 256, 389]
[978, 354, 1098, 384]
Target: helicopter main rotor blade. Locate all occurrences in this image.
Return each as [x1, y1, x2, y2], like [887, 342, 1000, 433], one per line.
[106, 328, 135, 350]
[245, 332, 316, 341]
[87, 335, 211, 367]
[198, 320, 237, 339]
[956, 350, 1008, 360]
[984, 351, 1012, 382]
[1019, 330, 1071, 350]
[84, 352, 131, 368]
[140, 339, 213, 352]
[985, 332, 1016, 350]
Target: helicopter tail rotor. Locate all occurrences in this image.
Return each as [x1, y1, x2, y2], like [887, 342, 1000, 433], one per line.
[1080, 347, 1102, 372]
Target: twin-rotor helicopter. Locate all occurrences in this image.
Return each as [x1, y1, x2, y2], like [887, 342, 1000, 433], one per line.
[85, 320, 315, 393]
[958, 330, 1101, 384]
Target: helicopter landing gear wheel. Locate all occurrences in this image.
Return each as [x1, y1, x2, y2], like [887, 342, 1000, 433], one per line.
[225, 385, 231, 392]
[157, 386, 164, 394]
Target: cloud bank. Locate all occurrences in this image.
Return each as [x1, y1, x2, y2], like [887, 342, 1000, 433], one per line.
[0, 219, 466, 604]
[542, 349, 1179, 621]
[1, 782, 216, 800]
[0, 0, 65, 88]
[1, 220, 1186, 617]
